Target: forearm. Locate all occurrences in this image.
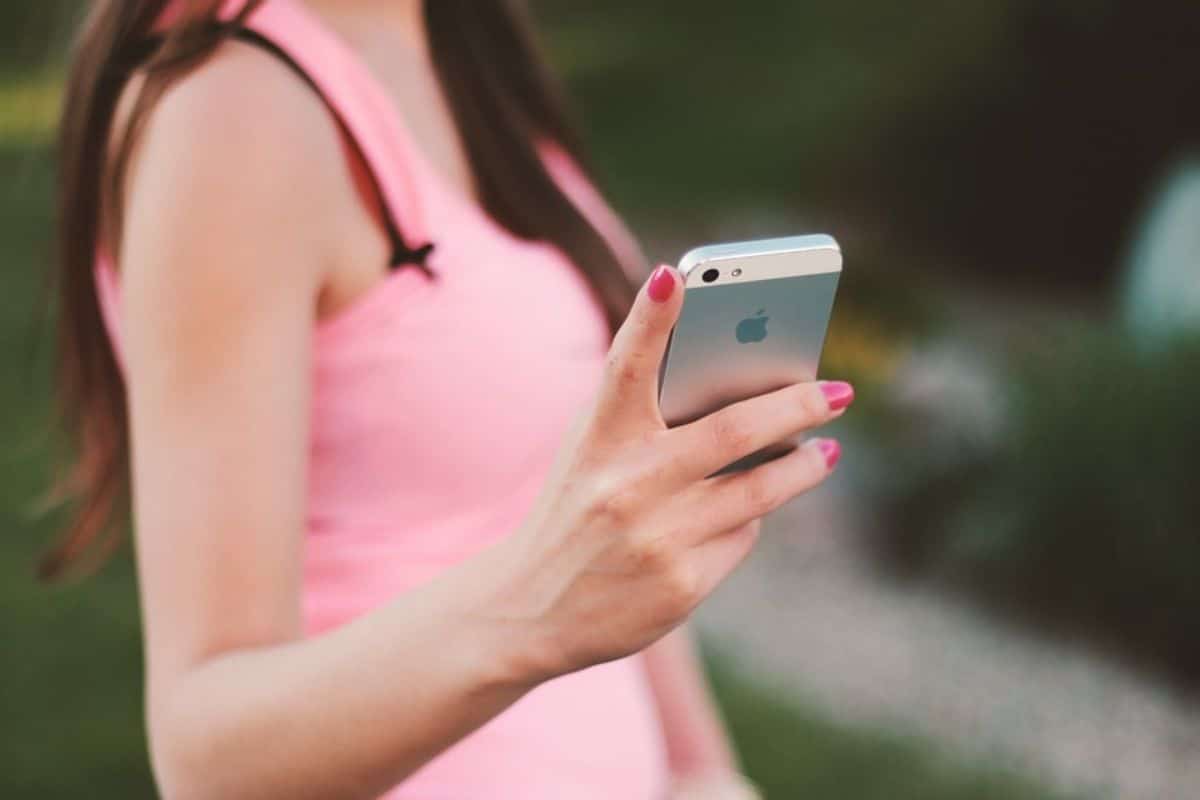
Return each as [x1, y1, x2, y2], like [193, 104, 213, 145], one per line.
[150, 542, 545, 800]
[642, 624, 739, 778]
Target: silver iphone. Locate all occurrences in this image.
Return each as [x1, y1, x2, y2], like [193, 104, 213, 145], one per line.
[658, 234, 842, 472]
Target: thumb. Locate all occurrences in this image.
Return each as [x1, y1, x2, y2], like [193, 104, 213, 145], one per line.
[595, 265, 684, 426]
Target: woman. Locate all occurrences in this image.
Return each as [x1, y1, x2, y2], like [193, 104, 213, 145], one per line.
[48, 1, 854, 797]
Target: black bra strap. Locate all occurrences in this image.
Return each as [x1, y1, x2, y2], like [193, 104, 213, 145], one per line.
[227, 28, 435, 274]
[128, 27, 435, 274]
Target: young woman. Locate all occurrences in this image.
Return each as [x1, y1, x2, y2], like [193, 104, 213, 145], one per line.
[49, 1, 854, 797]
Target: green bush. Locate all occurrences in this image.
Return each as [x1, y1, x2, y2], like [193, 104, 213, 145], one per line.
[876, 327, 1200, 684]
[0, 2, 79, 72]
[543, 1, 1200, 292]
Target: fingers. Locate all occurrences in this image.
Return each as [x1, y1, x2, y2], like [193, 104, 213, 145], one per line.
[595, 266, 683, 425]
[687, 520, 761, 601]
[683, 436, 841, 542]
[668, 380, 853, 481]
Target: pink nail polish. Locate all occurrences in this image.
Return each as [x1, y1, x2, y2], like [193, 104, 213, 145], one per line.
[816, 438, 841, 469]
[820, 381, 855, 411]
[647, 266, 675, 303]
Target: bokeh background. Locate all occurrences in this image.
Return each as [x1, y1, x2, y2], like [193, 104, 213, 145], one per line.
[4, 1, 1199, 797]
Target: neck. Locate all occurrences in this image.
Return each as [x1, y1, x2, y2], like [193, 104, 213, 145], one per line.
[300, 0, 427, 52]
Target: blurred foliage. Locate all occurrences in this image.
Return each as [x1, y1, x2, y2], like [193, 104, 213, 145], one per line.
[0, 71, 62, 147]
[874, 326, 1200, 686]
[0, 1, 79, 73]
[539, 0, 1200, 292]
[0, 142, 155, 796]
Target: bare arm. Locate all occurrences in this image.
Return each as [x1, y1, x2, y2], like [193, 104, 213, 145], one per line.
[121, 48, 548, 799]
[121, 44, 848, 800]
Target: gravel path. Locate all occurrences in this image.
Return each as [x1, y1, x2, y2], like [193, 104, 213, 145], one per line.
[695, 465, 1200, 799]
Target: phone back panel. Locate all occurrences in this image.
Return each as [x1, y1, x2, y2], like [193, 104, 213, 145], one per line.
[659, 237, 841, 429]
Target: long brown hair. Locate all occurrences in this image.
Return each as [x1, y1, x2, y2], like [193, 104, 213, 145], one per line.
[44, 0, 636, 580]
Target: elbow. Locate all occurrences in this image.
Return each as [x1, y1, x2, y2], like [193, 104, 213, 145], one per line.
[148, 688, 325, 800]
[148, 716, 220, 800]
[147, 695, 246, 800]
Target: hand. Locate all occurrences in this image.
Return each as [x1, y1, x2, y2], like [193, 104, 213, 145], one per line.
[497, 265, 852, 679]
[670, 771, 763, 800]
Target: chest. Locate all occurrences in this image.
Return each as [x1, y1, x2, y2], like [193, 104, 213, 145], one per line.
[309, 208, 610, 510]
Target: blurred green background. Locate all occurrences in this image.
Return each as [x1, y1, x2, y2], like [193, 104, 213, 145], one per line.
[5, 1, 1199, 797]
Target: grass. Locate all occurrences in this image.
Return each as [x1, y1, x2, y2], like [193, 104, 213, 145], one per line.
[0, 65, 1069, 799]
[0, 71, 60, 147]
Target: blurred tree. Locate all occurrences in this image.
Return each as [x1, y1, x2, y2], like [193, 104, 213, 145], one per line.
[540, 1, 1200, 294]
[875, 0, 1200, 290]
[875, 327, 1200, 686]
[0, 1, 80, 73]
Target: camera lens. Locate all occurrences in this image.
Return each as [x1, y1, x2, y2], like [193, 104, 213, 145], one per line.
[702, 268, 720, 284]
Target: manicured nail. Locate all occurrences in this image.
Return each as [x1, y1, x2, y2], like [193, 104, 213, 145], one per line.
[815, 438, 842, 469]
[820, 380, 855, 411]
[647, 265, 675, 303]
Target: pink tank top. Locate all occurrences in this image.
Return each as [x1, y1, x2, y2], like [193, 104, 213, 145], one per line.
[95, 1, 667, 796]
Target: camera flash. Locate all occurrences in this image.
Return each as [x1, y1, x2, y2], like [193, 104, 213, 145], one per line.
[732, 268, 743, 277]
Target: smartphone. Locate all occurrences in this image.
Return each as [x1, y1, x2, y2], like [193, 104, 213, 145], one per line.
[658, 234, 842, 473]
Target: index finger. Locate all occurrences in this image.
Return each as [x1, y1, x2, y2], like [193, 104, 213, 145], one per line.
[594, 265, 683, 425]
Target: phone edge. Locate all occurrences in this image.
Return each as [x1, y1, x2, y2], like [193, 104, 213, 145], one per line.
[677, 234, 842, 279]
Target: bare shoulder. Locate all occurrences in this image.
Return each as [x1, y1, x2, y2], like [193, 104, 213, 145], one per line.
[117, 38, 352, 304]
[127, 37, 343, 187]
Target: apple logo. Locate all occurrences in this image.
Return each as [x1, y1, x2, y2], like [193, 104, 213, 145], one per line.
[736, 309, 769, 343]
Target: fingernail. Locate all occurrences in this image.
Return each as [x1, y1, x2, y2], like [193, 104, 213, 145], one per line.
[815, 438, 842, 469]
[647, 265, 675, 303]
[820, 380, 855, 411]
